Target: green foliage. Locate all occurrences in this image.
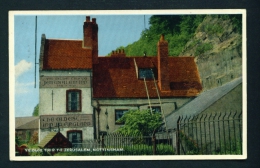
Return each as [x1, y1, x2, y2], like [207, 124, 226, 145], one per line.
[25, 130, 31, 143]
[32, 104, 39, 116]
[109, 14, 241, 57]
[27, 146, 51, 156]
[186, 39, 201, 51]
[111, 15, 206, 56]
[179, 131, 199, 154]
[116, 109, 162, 136]
[211, 140, 242, 155]
[29, 131, 38, 145]
[124, 144, 174, 155]
[230, 15, 242, 34]
[212, 14, 242, 34]
[15, 135, 22, 146]
[204, 24, 223, 35]
[195, 42, 213, 56]
[179, 130, 242, 155]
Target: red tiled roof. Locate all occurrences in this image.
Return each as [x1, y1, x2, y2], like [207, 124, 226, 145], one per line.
[42, 39, 92, 70]
[93, 56, 202, 98]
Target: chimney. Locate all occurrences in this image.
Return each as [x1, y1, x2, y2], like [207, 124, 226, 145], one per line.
[157, 34, 170, 91]
[83, 16, 99, 64]
[110, 49, 126, 57]
[39, 34, 46, 71]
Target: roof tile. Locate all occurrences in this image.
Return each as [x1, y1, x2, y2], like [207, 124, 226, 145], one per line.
[93, 56, 202, 98]
[43, 39, 92, 70]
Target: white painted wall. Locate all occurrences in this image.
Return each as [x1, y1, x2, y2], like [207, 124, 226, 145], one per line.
[39, 70, 94, 142]
[39, 88, 92, 115]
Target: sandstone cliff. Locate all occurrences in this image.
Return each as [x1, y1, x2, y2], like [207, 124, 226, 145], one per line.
[179, 15, 242, 91]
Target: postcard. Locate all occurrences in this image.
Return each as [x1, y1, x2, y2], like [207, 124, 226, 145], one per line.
[9, 9, 247, 161]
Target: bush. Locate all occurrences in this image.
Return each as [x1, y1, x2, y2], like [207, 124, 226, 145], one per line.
[195, 43, 213, 56]
[204, 24, 223, 35]
[29, 131, 38, 145]
[124, 144, 174, 155]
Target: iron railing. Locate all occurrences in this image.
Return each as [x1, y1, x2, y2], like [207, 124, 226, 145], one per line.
[176, 111, 242, 155]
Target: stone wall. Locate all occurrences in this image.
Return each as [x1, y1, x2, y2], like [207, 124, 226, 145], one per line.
[197, 46, 242, 90]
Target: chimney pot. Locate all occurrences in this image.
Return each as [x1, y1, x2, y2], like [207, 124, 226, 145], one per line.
[86, 16, 90, 22]
[160, 34, 165, 41]
[92, 18, 96, 24]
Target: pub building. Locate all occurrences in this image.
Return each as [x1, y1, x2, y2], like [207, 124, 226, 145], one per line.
[38, 16, 202, 145]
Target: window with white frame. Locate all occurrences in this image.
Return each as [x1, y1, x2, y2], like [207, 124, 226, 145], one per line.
[66, 89, 81, 112]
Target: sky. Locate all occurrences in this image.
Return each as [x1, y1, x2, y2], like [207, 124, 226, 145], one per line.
[14, 14, 151, 117]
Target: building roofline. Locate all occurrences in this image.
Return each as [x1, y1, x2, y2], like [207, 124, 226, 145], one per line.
[165, 76, 242, 129]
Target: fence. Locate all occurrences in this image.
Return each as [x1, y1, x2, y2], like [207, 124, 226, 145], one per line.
[71, 139, 101, 149]
[102, 132, 175, 155]
[176, 111, 242, 155]
[71, 132, 175, 155]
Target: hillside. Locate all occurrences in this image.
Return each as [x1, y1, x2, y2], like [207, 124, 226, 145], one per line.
[180, 15, 242, 90]
[109, 15, 206, 57]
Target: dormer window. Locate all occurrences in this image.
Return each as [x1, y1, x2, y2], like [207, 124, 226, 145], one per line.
[139, 68, 156, 80]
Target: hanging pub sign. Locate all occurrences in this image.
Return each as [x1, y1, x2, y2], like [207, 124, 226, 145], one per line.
[40, 76, 91, 88]
[40, 114, 93, 129]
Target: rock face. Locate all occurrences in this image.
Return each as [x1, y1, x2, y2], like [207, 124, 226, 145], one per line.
[179, 15, 242, 91]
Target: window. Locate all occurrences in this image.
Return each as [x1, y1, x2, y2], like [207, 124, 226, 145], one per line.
[139, 68, 156, 79]
[148, 106, 161, 113]
[66, 89, 81, 112]
[115, 109, 128, 124]
[67, 130, 82, 146]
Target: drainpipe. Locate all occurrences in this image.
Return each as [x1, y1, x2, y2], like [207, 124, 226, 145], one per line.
[92, 99, 101, 140]
[90, 71, 100, 140]
[96, 104, 101, 140]
[92, 107, 96, 139]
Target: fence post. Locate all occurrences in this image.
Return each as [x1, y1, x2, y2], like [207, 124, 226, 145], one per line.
[101, 133, 105, 156]
[176, 116, 181, 155]
[152, 133, 156, 155]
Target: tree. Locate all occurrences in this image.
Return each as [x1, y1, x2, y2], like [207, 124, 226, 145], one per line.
[32, 104, 39, 116]
[116, 109, 162, 136]
[110, 15, 207, 57]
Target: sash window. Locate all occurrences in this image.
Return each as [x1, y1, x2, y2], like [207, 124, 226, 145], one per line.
[66, 89, 81, 112]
